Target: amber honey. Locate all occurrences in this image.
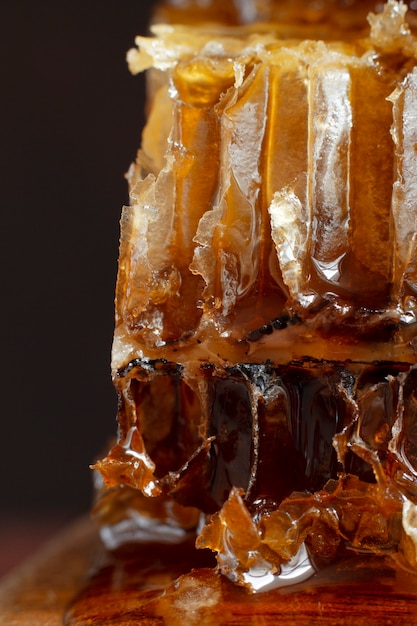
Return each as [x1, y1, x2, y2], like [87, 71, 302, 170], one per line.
[89, 1, 417, 613]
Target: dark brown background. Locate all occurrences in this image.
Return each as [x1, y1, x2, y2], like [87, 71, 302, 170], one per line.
[1, 0, 157, 567]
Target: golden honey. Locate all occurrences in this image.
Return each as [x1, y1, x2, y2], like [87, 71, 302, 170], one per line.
[92, 0, 417, 594]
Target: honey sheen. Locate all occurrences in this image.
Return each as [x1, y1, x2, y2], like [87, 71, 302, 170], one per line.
[93, 0, 417, 592]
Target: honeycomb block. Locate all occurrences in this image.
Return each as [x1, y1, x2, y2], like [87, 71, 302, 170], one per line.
[94, 1, 417, 589]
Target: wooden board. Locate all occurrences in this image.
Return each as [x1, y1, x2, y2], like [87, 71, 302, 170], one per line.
[0, 518, 99, 626]
[1, 517, 417, 625]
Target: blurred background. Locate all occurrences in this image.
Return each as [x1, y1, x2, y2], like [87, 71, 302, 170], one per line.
[1, 0, 157, 576]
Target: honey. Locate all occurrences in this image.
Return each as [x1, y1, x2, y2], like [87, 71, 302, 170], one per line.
[92, 0, 417, 599]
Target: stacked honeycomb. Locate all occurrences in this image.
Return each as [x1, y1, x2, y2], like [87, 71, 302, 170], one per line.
[94, 1, 417, 589]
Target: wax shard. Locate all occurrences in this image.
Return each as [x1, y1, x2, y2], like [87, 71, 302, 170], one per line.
[93, 0, 417, 591]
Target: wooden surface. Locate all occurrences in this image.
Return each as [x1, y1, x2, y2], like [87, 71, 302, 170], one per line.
[0, 518, 100, 626]
[1, 517, 417, 625]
